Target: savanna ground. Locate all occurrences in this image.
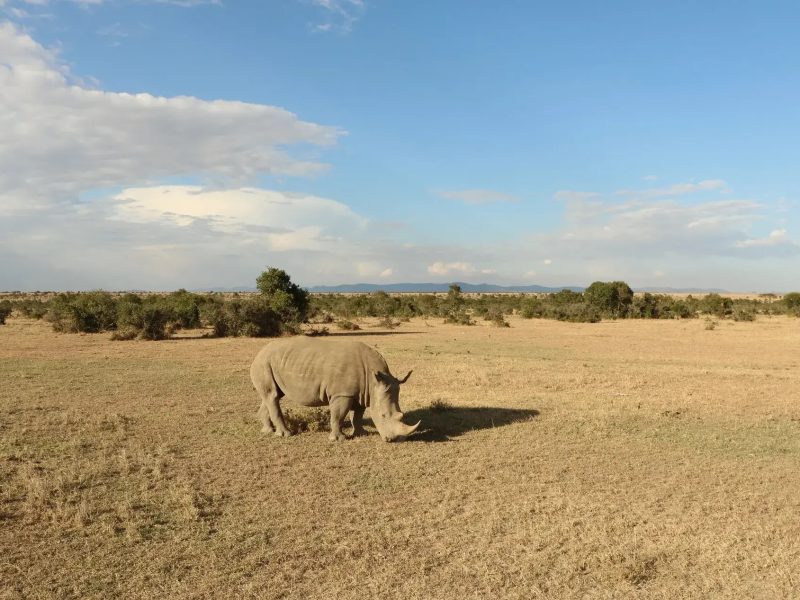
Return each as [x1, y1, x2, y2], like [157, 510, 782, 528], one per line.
[1, 314, 799, 599]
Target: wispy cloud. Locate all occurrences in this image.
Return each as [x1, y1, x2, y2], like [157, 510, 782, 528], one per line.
[615, 179, 729, 199]
[308, 0, 365, 33]
[439, 189, 520, 205]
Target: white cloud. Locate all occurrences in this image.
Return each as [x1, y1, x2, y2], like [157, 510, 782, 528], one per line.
[736, 229, 798, 249]
[0, 184, 376, 289]
[355, 261, 393, 278]
[0, 22, 342, 212]
[616, 179, 729, 199]
[427, 261, 476, 276]
[543, 259, 552, 265]
[439, 189, 520, 205]
[309, 0, 365, 33]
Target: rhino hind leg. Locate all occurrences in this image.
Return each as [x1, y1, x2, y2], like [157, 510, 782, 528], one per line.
[257, 401, 275, 434]
[329, 396, 354, 442]
[253, 380, 292, 438]
[351, 405, 367, 437]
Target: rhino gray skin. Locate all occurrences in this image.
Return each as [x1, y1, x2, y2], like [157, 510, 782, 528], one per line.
[250, 337, 420, 442]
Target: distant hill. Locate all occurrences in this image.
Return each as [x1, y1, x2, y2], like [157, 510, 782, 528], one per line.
[305, 282, 585, 293]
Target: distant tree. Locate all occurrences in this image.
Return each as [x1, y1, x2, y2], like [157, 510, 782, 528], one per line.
[443, 283, 473, 325]
[583, 281, 634, 318]
[255, 267, 310, 326]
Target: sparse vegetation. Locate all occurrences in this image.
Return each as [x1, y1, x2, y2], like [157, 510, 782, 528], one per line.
[784, 292, 800, 316]
[2, 315, 800, 598]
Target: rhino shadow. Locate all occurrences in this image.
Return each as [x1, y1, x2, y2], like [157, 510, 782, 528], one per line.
[399, 406, 539, 442]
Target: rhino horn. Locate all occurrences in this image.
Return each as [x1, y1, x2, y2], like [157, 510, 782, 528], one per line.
[397, 370, 413, 384]
[394, 419, 420, 438]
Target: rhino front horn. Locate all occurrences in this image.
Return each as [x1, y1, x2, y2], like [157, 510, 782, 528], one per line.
[400, 420, 421, 437]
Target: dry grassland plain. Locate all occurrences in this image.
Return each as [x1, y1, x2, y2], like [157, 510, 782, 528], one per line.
[2, 314, 800, 599]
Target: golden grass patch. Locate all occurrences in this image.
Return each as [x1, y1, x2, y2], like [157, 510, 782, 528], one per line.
[1, 315, 800, 598]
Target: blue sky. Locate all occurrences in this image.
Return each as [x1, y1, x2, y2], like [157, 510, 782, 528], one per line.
[1, 1, 798, 291]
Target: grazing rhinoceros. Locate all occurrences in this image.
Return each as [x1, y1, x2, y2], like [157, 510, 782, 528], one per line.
[250, 337, 420, 442]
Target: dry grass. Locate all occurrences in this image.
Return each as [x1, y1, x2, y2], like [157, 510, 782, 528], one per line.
[2, 315, 800, 599]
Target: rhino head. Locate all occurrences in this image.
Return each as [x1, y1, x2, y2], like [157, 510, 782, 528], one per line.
[371, 370, 420, 442]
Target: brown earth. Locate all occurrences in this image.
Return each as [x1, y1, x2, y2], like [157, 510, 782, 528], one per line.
[1, 315, 799, 599]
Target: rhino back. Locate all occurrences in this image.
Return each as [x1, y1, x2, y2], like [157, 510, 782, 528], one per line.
[255, 337, 388, 406]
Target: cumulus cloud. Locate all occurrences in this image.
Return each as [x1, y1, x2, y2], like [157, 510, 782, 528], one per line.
[0, 185, 376, 289]
[427, 262, 476, 276]
[0, 21, 342, 212]
[439, 189, 520, 205]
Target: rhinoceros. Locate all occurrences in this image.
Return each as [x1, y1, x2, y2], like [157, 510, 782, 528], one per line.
[250, 337, 421, 442]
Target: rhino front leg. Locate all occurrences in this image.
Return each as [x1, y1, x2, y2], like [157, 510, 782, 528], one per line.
[329, 396, 354, 442]
[351, 405, 367, 437]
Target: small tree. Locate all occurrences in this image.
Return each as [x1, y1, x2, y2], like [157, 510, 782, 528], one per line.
[443, 283, 473, 324]
[256, 267, 309, 328]
[584, 281, 634, 318]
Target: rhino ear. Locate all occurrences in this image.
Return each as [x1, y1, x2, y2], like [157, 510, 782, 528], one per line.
[397, 370, 412, 384]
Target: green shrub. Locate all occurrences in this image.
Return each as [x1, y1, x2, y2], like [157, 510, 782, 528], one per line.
[13, 299, 48, 319]
[700, 293, 732, 318]
[46, 292, 117, 333]
[519, 297, 543, 319]
[336, 319, 360, 331]
[207, 298, 282, 337]
[116, 298, 170, 340]
[732, 307, 756, 322]
[162, 289, 202, 329]
[784, 292, 800, 316]
[550, 303, 601, 323]
[0, 301, 12, 325]
[549, 289, 584, 305]
[484, 305, 510, 327]
[240, 298, 283, 337]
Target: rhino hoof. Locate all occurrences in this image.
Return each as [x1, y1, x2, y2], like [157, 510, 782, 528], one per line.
[275, 429, 293, 438]
[329, 432, 347, 442]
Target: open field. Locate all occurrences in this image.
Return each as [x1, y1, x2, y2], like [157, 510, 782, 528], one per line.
[2, 315, 800, 599]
